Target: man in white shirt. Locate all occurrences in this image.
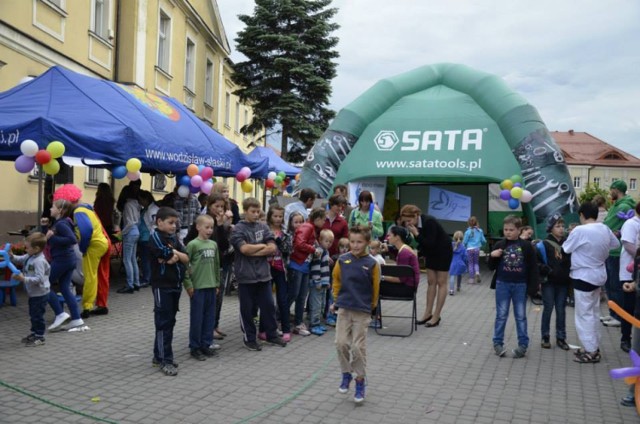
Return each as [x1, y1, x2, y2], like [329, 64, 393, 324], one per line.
[563, 202, 619, 363]
[618, 205, 640, 352]
[284, 188, 316, 230]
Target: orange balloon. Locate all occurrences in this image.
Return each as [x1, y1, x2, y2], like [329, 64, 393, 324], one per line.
[187, 164, 199, 177]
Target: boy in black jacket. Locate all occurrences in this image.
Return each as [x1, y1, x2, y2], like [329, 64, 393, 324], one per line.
[536, 214, 571, 351]
[489, 215, 539, 358]
[149, 207, 189, 376]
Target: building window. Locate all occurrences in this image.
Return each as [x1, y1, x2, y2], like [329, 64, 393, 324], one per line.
[631, 178, 637, 191]
[49, 0, 64, 8]
[87, 168, 101, 185]
[184, 38, 195, 91]
[244, 109, 249, 130]
[152, 174, 167, 192]
[92, 0, 109, 39]
[235, 102, 240, 132]
[157, 11, 171, 72]
[204, 59, 214, 106]
[593, 177, 600, 187]
[573, 177, 581, 189]
[224, 92, 230, 127]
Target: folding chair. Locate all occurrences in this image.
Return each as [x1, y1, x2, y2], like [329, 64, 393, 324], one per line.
[375, 264, 418, 337]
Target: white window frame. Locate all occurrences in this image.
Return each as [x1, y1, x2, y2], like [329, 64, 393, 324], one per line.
[631, 178, 637, 191]
[224, 92, 231, 127]
[91, 0, 110, 40]
[573, 176, 581, 189]
[157, 10, 172, 73]
[235, 101, 240, 132]
[86, 167, 105, 185]
[204, 59, 214, 106]
[184, 37, 196, 91]
[593, 177, 600, 187]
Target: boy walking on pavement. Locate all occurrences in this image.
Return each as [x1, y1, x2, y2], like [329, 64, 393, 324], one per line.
[149, 207, 189, 376]
[489, 215, 539, 358]
[230, 197, 286, 351]
[183, 214, 221, 361]
[12, 233, 50, 347]
[331, 225, 381, 403]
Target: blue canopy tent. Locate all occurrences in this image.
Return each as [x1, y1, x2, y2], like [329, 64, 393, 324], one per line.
[247, 146, 300, 177]
[0, 66, 268, 177]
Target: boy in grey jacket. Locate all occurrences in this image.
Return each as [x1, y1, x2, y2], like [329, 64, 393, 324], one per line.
[11, 233, 51, 346]
[230, 198, 286, 351]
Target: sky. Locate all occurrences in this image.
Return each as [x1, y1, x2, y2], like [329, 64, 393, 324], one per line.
[217, 0, 640, 156]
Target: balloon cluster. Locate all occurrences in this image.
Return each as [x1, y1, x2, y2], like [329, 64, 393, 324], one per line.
[15, 140, 65, 175]
[265, 171, 295, 195]
[112, 158, 143, 182]
[236, 167, 254, 193]
[499, 175, 533, 210]
[171, 164, 217, 198]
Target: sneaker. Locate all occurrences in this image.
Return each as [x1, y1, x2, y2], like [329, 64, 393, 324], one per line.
[368, 319, 381, 329]
[160, 363, 178, 376]
[282, 333, 291, 343]
[449, 290, 454, 296]
[604, 318, 621, 327]
[267, 337, 287, 347]
[258, 332, 267, 341]
[338, 373, 352, 393]
[244, 340, 262, 351]
[475, 274, 482, 283]
[25, 338, 45, 347]
[90, 306, 109, 316]
[200, 347, 218, 357]
[116, 286, 134, 294]
[60, 319, 85, 331]
[318, 325, 327, 332]
[600, 315, 613, 322]
[326, 316, 337, 326]
[48, 312, 70, 331]
[621, 394, 636, 407]
[293, 324, 310, 336]
[457, 285, 461, 292]
[512, 345, 527, 358]
[190, 349, 207, 361]
[557, 339, 570, 351]
[494, 344, 507, 357]
[310, 326, 325, 336]
[468, 278, 475, 285]
[566, 297, 575, 307]
[209, 343, 221, 350]
[541, 336, 551, 349]
[152, 358, 179, 368]
[277, 329, 283, 336]
[621, 340, 632, 353]
[354, 378, 366, 403]
[80, 310, 91, 319]
[21, 334, 36, 344]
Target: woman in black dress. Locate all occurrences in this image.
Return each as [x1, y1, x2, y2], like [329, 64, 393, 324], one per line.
[400, 204, 452, 327]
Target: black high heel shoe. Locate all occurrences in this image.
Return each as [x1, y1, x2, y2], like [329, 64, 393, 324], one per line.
[425, 317, 441, 328]
[416, 316, 432, 325]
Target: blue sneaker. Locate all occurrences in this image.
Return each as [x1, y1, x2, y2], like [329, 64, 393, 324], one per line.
[354, 378, 366, 403]
[369, 319, 381, 329]
[319, 325, 327, 332]
[326, 315, 337, 326]
[310, 326, 325, 336]
[338, 373, 352, 393]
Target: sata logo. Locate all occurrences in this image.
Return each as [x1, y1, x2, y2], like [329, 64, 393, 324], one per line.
[374, 131, 399, 151]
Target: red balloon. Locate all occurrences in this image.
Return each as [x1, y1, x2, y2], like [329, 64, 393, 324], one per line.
[265, 179, 275, 189]
[35, 149, 52, 165]
[236, 172, 247, 183]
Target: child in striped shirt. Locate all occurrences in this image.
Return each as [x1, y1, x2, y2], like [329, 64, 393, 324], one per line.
[309, 229, 334, 335]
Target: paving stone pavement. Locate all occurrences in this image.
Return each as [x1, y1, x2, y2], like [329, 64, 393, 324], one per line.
[0, 264, 638, 424]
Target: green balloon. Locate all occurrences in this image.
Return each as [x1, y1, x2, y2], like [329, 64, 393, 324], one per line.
[277, 171, 286, 179]
[511, 174, 522, 183]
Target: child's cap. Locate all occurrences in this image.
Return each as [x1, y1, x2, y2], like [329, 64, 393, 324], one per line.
[546, 213, 564, 233]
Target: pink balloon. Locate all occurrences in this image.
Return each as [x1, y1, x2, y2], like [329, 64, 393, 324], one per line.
[200, 166, 214, 180]
[201, 181, 213, 195]
[15, 155, 35, 173]
[240, 167, 252, 178]
[236, 171, 247, 183]
[127, 171, 140, 181]
[191, 175, 203, 187]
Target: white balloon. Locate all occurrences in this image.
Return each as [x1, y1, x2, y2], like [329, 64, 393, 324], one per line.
[178, 185, 190, 198]
[520, 190, 533, 203]
[267, 171, 277, 180]
[20, 139, 39, 157]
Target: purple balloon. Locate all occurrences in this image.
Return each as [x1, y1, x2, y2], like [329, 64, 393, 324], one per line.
[15, 155, 35, 173]
[189, 185, 200, 194]
[513, 182, 522, 188]
[500, 189, 511, 201]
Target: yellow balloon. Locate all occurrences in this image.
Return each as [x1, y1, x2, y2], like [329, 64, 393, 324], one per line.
[511, 186, 523, 199]
[46, 141, 65, 159]
[126, 158, 142, 173]
[501, 179, 513, 190]
[43, 159, 60, 175]
[241, 180, 254, 193]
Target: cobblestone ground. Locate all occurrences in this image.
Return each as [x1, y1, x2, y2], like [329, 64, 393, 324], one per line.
[0, 263, 638, 424]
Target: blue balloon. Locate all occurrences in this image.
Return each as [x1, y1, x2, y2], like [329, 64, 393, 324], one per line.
[198, 164, 205, 173]
[508, 198, 520, 210]
[112, 166, 127, 179]
[179, 175, 191, 186]
[286, 185, 294, 193]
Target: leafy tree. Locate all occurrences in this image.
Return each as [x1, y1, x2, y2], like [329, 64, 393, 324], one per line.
[232, 0, 339, 162]
[578, 182, 610, 206]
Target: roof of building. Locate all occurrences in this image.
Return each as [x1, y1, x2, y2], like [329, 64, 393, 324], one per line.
[552, 130, 640, 168]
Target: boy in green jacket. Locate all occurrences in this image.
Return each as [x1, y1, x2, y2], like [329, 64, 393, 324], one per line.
[184, 214, 221, 361]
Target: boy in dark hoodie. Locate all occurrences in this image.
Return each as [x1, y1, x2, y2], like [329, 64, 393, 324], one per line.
[149, 207, 189, 376]
[536, 214, 571, 351]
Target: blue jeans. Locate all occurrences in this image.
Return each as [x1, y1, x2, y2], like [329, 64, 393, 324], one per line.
[288, 268, 310, 326]
[153, 287, 181, 365]
[189, 288, 216, 350]
[123, 230, 140, 289]
[29, 294, 48, 338]
[541, 283, 568, 340]
[308, 284, 326, 327]
[47, 257, 80, 320]
[605, 256, 622, 320]
[138, 238, 151, 285]
[272, 267, 290, 333]
[493, 281, 529, 348]
[449, 275, 462, 291]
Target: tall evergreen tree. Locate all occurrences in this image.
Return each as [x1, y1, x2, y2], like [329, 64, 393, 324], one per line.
[232, 0, 339, 162]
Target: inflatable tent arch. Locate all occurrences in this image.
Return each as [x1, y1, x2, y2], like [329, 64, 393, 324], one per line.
[297, 63, 578, 237]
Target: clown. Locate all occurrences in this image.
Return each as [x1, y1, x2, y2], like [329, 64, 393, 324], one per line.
[53, 184, 111, 316]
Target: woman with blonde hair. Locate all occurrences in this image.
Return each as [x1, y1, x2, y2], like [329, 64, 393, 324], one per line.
[212, 182, 240, 224]
[400, 204, 452, 327]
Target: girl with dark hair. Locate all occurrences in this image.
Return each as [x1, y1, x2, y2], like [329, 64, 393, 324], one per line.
[348, 190, 383, 239]
[382, 226, 421, 297]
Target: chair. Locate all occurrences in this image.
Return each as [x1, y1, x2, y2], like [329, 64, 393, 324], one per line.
[375, 264, 418, 337]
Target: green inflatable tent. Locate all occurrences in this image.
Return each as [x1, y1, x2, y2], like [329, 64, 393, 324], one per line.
[298, 63, 578, 237]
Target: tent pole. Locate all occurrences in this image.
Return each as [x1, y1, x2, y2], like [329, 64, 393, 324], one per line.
[36, 165, 43, 227]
